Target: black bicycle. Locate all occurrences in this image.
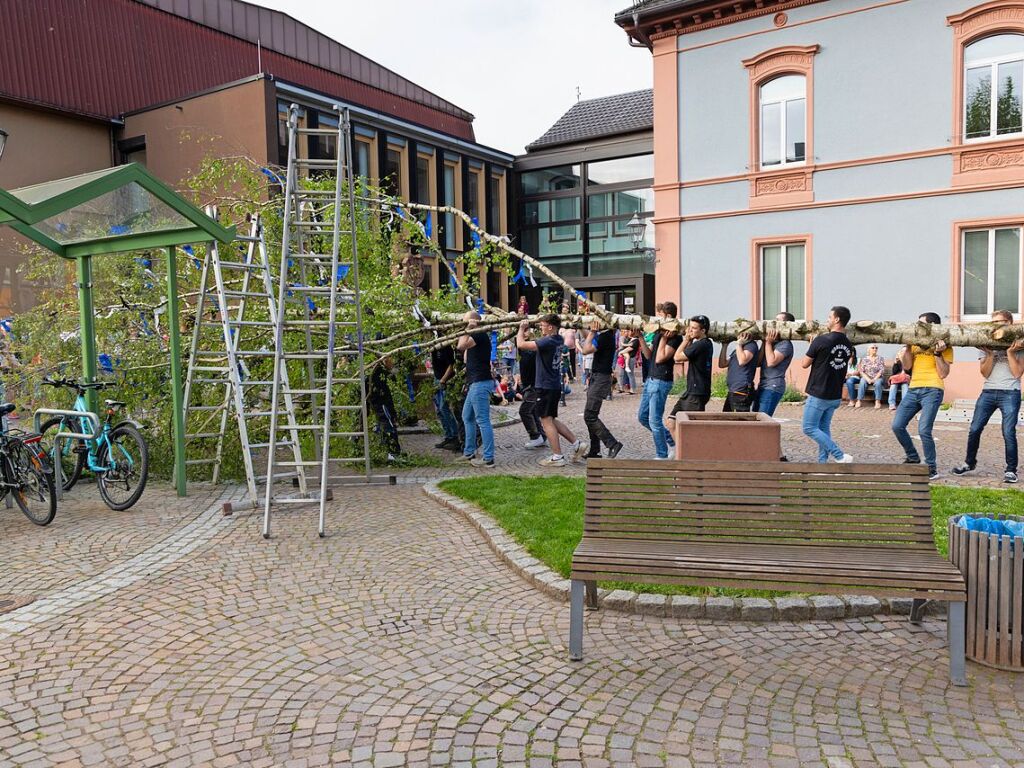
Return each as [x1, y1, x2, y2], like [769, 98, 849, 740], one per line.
[0, 404, 57, 526]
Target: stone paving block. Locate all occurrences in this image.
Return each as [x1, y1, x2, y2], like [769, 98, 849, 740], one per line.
[704, 597, 739, 620]
[773, 597, 811, 621]
[634, 594, 667, 617]
[601, 590, 636, 611]
[668, 595, 703, 620]
[843, 595, 883, 618]
[739, 598, 774, 622]
[810, 595, 847, 620]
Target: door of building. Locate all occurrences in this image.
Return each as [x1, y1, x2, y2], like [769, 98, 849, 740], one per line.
[586, 288, 636, 315]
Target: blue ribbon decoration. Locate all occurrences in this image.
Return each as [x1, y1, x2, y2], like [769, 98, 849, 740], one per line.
[336, 264, 350, 281]
[182, 245, 201, 270]
[512, 257, 527, 285]
[424, 212, 432, 238]
[98, 353, 114, 374]
[470, 218, 481, 249]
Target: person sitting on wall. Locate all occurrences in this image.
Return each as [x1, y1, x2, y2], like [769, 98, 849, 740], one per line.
[853, 344, 886, 409]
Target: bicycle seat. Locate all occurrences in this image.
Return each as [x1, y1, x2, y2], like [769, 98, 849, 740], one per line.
[0, 403, 15, 416]
[104, 399, 127, 408]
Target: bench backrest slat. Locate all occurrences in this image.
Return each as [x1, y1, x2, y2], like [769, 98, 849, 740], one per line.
[585, 459, 936, 549]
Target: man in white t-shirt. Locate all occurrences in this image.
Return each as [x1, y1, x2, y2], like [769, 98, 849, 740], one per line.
[952, 310, 1024, 484]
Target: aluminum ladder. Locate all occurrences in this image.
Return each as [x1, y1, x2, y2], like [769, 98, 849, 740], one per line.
[182, 212, 308, 507]
[263, 103, 379, 540]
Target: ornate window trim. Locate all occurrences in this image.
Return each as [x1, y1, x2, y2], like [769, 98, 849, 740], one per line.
[743, 45, 819, 208]
[948, 2, 1024, 185]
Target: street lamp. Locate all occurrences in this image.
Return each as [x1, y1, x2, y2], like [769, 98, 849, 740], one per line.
[0, 129, 7, 162]
[626, 212, 657, 264]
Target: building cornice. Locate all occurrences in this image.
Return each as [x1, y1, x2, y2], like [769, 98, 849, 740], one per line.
[619, 0, 827, 46]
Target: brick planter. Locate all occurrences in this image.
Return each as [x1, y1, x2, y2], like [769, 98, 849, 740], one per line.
[672, 412, 781, 461]
[950, 514, 1024, 671]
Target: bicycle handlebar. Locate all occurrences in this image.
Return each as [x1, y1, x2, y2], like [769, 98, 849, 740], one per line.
[42, 377, 116, 393]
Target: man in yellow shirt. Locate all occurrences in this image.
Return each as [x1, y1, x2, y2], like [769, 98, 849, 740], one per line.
[891, 312, 954, 480]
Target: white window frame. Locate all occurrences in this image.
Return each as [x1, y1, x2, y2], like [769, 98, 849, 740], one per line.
[760, 243, 806, 320]
[759, 76, 807, 170]
[960, 226, 1024, 319]
[963, 38, 1024, 143]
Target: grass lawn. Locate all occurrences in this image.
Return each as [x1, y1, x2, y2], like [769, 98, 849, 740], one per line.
[438, 475, 1021, 598]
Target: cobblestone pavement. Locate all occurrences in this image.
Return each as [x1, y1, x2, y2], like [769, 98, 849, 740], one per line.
[3, 470, 1024, 766]
[391, 387, 1022, 488]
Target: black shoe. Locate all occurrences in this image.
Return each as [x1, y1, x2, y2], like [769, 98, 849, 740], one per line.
[903, 457, 921, 465]
[607, 442, 623, 459]
[950, 462, 976, 476]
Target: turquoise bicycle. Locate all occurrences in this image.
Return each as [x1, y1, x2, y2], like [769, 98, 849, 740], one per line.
[39, 378, 148, 511]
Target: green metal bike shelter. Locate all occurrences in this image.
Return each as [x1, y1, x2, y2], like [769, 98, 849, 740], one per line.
[0, 164, 236, 497]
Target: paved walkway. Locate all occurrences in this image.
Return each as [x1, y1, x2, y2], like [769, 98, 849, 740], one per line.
[1, 389, 1022, 767]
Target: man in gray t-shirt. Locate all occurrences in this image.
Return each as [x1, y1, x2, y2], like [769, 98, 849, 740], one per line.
[952, 310, 1024, 484]
[757, 312, 796, 417]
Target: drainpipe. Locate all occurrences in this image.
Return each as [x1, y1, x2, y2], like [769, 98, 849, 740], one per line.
[627, 12, 654, 49]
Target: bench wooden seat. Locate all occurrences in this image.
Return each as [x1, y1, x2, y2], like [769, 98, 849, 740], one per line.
[569, 460, 968, 685]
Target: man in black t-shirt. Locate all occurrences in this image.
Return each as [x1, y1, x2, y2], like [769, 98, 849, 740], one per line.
[637, 302, 683, 459]
[456, 311, 496, 468]
[580, 321, 623, 459]
[430, 342, 461, 451]
[671, 314, 714, 414]
[518, 334, 546, 449]
[517, 314, 585, 467]
[800, 305, 856, 463]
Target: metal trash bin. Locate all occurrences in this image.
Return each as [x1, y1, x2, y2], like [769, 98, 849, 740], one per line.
[949, 515, 1024, 670]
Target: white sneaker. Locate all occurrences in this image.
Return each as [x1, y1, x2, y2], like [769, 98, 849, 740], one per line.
[539, 455, 566, 467]
[654, 455, 671, 461]
[571, 439, 587, 463]
[836, 454, 855, 464]
[524, 436, 546, 449]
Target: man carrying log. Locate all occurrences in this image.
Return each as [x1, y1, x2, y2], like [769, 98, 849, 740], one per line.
[800, 306, 856, 464]
[952, 309, 1024, 484]
[670, 314, 714, 414]
[579, 319, 623, 459]
[637, 302, 682, 460]
[456, 311, 496, 468]
[517, 314, 585, 467]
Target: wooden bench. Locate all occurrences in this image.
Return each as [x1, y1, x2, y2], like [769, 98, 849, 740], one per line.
[569, 460, 968, 685]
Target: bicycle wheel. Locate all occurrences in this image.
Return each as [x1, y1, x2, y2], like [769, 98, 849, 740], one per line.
[8, 439, 57, 526]
[96, 423, 148, 511]
[39, 416, 86, 492]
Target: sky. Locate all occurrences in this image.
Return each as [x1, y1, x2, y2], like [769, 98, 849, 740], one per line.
[250, 0, 652, 154]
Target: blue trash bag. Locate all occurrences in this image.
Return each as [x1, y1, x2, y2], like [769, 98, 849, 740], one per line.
[957, 515, 1024, 539]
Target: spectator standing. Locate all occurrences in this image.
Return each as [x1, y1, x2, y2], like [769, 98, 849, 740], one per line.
[516, 296, 529, 316]
[430, 341, 461, 451]
[756, 312, 795, 417]
[498, 335, 517, 378]
[618, 330, 639, 394]
[952, 310, 1024, 484]
[637, 302, 683, 459]
[580, 321, 623, 459]
[671, 314, 714, 413]
[719, 331, 759, 412]
[457, 311, 496, 468]
[891, 311, 954, 480]
[560, 324, 579, 382]
[800, 306, 856, 463]
[368, 360, 402, 461]
[517, 315, 585, 467]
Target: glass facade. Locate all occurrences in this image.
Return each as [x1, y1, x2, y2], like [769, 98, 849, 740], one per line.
[517, 153, 654, 281]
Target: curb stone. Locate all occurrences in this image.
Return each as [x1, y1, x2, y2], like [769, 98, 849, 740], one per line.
[422, 481, 943, 622]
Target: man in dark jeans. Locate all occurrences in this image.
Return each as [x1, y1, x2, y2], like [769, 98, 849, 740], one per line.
[671, 315, 714, 413]
[580, 320, 623, 459]
[518, 331, 547, 450]
[952, 309, 1024, 484]
[431, 341, 461, 451]
[718, 330, 759, 412]
[368, 360, 402, 460]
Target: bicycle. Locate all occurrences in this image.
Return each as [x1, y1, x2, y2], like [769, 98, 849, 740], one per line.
[38, 378, 149, 511]
[0, 404, 57, 526]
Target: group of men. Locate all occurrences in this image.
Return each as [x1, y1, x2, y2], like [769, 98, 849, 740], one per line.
[436, 303, 1023, 482]
[639, 303, 1023, 482]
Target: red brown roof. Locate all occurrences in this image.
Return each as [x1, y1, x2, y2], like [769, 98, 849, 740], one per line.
[0, 0, 475, 140]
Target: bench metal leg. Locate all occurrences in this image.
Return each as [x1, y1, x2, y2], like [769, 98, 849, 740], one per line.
[569, 579, 585, 661]
[909, 598, 927, 625]
[585, 580, 599, 610]
[948, 601, 967, 687]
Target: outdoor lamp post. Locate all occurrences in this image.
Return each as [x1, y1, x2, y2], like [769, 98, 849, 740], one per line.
[0, 129, 8, 161]
[626, 212, 657, 264]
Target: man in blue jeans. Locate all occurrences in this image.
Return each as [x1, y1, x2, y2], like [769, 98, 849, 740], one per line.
[800, 306, 855, 463]
[637, 302, 683, 459]
[952, 310, 1024, 484]
[891, 312, 954, 480]
[757, 312, 795, 417]
[457, 311, 496, 468]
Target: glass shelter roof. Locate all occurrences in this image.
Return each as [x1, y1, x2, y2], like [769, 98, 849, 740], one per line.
[0, 163, 235, 258]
